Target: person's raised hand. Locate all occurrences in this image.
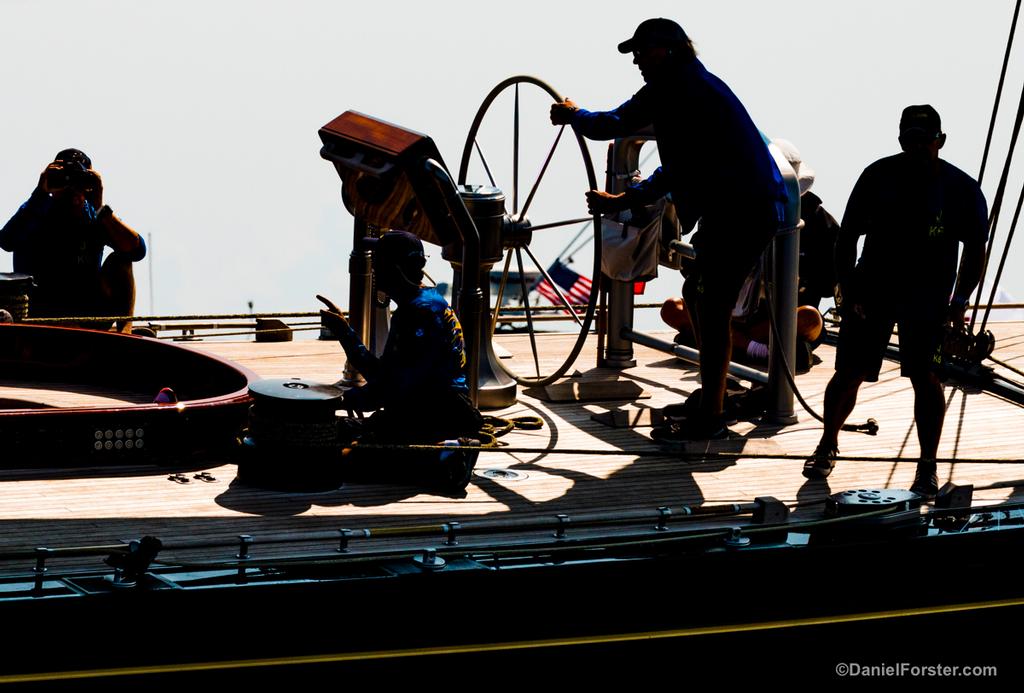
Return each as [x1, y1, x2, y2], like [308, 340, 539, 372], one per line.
[550, 98, 579, 126]
[37, 164, 63, 193]
[585, 190, 629, 215]
[316, 294, 343, 314]
[948, 295, 970, 326]
[317, 294, 350, 334]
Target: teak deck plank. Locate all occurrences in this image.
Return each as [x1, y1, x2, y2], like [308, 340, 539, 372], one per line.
[1, 323, 1024, 568]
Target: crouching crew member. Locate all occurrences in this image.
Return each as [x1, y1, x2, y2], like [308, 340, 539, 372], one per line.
[318, 230, 483, 445]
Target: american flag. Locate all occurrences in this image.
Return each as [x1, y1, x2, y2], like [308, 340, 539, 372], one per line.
[535, 260, 592, 307]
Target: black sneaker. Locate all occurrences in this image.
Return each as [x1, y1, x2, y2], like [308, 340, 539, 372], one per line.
[910, 463, 939, 500]
[672, 331, 695, 346]
[651, 416, 728, 442]
[662, 402, 694, 422]
[662, 391, 702, 422]
[803, 444, 839, 479]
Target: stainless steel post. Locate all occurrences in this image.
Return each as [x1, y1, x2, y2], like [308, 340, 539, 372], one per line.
[765, 143, 802, 424]
[443, 186, 517, 409]
[601, 136, 650, 369]
[338, 218, 373, 387]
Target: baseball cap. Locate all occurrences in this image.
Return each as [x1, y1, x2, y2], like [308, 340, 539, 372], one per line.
[361, 230, 426, 271]
[618, 18, 689, 54]
[899, 105, 942, 139]
[54, 148, 92, 169]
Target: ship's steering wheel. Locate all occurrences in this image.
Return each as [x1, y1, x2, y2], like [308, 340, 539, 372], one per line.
[457, 75, 602, 386]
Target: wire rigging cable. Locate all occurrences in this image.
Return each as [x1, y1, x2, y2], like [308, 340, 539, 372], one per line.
[978, 0, 1022, 185]
[970, 1, 1024, 332]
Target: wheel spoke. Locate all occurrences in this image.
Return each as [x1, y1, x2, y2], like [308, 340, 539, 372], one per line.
[473, 140, 496, 187]
[517, 125, 565, 222]
[515, 247, 541, 379]
[564, 229, 598, 264]
[526, 217, 594, 233]
[522, 244, 583, 328]
[490, 250, 514, 338]
[513, 82, 520, 216]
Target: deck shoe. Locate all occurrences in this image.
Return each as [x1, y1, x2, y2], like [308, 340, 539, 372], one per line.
[650, 416, 728, 443]
[910, 463, 939, 500]
[662, 390, 703, 423]
[802, 444, 839, 479]
[672, 331, 694, 346]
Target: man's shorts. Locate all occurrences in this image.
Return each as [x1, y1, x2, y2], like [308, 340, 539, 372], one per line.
[835, 306, 945, 382]
[687, 215, 777, 311]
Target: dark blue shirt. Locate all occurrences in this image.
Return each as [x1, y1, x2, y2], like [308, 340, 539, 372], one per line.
[0, 190, 147, 316]
[570, 58, 786, 233]
[335, 287, 469, 412]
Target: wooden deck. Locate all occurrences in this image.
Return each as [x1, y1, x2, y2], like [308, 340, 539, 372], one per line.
[2, 322, 1024, 569]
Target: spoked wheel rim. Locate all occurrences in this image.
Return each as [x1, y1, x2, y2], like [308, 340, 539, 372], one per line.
[458, 75, 601, 386]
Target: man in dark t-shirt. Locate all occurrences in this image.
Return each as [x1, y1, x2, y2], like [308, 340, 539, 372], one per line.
[803, 106, 987, 498]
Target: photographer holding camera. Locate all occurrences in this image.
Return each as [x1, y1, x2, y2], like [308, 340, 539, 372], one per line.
[0, 148, 146, 331]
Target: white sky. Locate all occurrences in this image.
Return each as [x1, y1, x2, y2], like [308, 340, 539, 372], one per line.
[2, 0, 1022, 325]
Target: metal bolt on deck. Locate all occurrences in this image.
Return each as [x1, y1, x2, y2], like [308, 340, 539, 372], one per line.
[553, 514, 571, 540]
[413, 548, 446, 571]
[656, 507, 672, 531]
[236, 535, 253, 560]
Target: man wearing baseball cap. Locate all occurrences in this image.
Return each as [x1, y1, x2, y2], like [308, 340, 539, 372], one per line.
[551, 17, 787, 440]
[0, 148, 147, 331]
[803, 105, 987, 499]
[318, 230, 482, 444]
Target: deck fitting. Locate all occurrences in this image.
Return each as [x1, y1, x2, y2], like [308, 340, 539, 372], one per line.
[445, 522, 461, 546]
[655, 506, 672, 531]
[826, 489, 920, 517]
[723, 527, 751, 548]
[338, 529, 353, 553]
[476, 468, 528, 481]
[236, 534, 253, 560]
[553, 514, 571, 539]
[413, 548, 446, 571]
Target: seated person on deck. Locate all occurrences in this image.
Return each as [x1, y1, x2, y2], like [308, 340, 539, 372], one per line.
[661, 292, 824, 374]
[318, 230, 482, 445]
[0, 149, 146, 332]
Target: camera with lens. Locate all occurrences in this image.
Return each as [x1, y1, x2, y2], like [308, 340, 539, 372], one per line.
[45, 160, 98, 192]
